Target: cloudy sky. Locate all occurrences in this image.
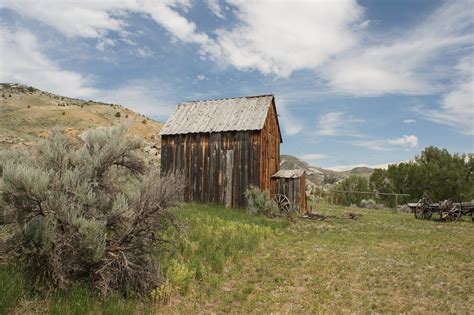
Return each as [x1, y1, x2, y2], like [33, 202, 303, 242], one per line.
[1, 0, 473, 170]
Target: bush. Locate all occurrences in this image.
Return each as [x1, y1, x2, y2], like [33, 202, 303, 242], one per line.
[115, 112, 121, 118]
[0, 126, 184, 296]
[366, 199, 376, 209]
[360, 199, 376, 209]
[166, 259, 195, 294]
[244, 186, 279, 217]
[61, 111, 65, 115]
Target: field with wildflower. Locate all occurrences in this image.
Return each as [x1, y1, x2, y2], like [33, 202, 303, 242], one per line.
[1, 202, 473, 314]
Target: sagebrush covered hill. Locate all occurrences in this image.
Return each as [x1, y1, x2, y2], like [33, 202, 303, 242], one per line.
[0, 83, 163, 157]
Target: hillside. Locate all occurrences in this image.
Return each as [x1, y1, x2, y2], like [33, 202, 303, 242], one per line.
[0, 83, 163, 162]
[280, 154, 374, 187]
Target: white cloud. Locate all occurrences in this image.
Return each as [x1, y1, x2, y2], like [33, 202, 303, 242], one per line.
[208, 0, 363, 77]
[0, 26, 96, 97]
[206, 0, 225, 19]
[92, 79, 176, 119]
[0, 26, 174, 119]
[323, 0, 474, 96]
[136, 47, 154, 58]
[0, 0, 210, 47]
[353, 135, 418, 151]
[387, 135, 418, 148]
[196, 74, 206, 81]
[421, 56, 474, 135]
[299, 153, 328, 163]
[403, 119, 416, 124]
[96, 37, 116, 51]
[315, 112, 365, 137]
[277, 100, 304, 135]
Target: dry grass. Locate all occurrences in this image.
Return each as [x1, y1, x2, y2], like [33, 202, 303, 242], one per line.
[0, 84, 163, 150]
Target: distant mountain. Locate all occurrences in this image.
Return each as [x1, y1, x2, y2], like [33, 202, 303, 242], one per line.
[280, 154, 374, 187]
[347, 167, 374, 175]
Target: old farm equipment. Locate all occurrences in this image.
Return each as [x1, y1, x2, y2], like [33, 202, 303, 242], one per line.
[272, 194, 293, 213]
[409, 198, 474, 221]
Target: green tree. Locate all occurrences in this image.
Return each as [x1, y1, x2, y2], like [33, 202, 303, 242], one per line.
[331, 175, 369, 206]
[370, 147, 474, 204]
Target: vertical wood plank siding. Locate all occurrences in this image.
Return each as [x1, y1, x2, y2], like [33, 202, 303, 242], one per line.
[161, 130, 262, 208]
[272, 174, 307, 213]
[161, 100, 281, 208]
[259, 101, 280, 195]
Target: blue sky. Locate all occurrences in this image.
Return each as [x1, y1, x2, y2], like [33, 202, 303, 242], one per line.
[1, 0, 473, 170]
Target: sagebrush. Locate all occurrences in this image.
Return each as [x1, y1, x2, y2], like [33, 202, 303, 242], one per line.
[244, 186, 279, 217]
[0, 126, 183, 296]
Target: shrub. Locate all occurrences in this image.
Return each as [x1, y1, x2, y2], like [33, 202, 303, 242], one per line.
[366, 199, 377, 209]
[166, 259, 195, 294]
[27, 105, 31, 108]
[0, 126, 184, 296]
[61, 111, 65, 115]
[244, 186, 279, 217]
[150, 282, 172, 306]
[115, 112, 121, 118]
[142, 119, 147, 124]
[360, 199, 376, 209]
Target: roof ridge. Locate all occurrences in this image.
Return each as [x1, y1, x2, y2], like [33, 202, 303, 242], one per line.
[178, 94, 273, 106]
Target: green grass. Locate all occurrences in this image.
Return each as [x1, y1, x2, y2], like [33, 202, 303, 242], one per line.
[160, 203, 288, 293]
[0, 265, 27, 314]
[48, 286, 138, 315]
[160, 202, 474, 313]
[2, 202, 473, 313]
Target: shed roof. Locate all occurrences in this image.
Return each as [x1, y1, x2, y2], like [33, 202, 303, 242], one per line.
[271, 169, 305, 179]
[160, 94, 276, 135]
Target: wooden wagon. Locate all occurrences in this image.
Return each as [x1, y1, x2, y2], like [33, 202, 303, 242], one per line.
[408, 198, 474, 221]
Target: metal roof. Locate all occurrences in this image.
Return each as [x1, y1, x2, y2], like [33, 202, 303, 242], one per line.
[271, 169, 305, 179]
[160, 95, 275, 135]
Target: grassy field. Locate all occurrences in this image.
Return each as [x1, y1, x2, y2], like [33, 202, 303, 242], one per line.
[1, 203, 473, 314]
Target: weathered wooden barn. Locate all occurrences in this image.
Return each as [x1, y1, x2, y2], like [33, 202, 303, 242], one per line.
[271, 169, 307, 213]
[160, 95, 282, 208]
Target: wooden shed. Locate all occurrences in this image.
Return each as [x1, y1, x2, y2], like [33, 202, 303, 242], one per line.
[160, 95, 282, 208]
[271, 169, 307, 213]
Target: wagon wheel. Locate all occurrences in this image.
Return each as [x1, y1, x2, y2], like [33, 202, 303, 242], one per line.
[446, 206, 462, 222]
[414, 200, 432, 220]
[439, 200, 452, 221]
[273, 194, 291, 213]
